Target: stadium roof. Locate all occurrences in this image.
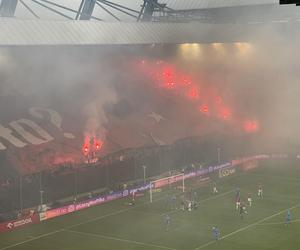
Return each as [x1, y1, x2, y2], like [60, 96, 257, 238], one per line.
[10, 0, 279, 21]
[0, 0, 299, 46]
[0, 19, 299, 46]
[163, 0, 278, 10]
[0, 19, 253, 46]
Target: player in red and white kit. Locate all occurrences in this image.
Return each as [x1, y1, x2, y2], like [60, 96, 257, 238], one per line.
[236, 196, 241, 211]
[258, 184, 263, 198]
[212, 182, 218, 194]
[247, 193, 252, 207]
[239, 201, 248, 219]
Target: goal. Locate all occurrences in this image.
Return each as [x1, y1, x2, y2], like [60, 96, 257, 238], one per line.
[149, 173, 185, 203]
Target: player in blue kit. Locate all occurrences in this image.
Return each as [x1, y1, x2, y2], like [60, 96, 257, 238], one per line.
[285, 209, 291, 226]
[165, 214, 171, 231]
[212, 227, 220, 242]
[170, 194, 177, 210]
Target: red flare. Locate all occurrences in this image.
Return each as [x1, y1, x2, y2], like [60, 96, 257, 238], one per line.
[187, 86, 199, 100]
[220, 107, 231, 120]
[95, 140, 104, 150]
[199, 104, 209, 115]
[244, 120, 259, 133]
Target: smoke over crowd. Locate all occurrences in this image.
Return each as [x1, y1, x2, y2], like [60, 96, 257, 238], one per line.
[0, 23, 299, 172]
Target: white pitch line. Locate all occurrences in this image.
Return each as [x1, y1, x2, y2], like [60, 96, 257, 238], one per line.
[68, 189, 185, 229]
[0, 229, 63, 250]
[161, 189, 235, 217]
[257, 218, 300, 226]
[0, 189, 238, 250]
[65, 229, 177, 250]
[0, 207, 145, 250]
[0, 190, 175, 250]
[193, 203, 300, 250]
[68, 206, 136, 229]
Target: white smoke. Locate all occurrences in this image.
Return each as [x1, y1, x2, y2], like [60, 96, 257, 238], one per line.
[83, 86, 117, 141]
[0, 47, 120, 149]
[0, 49, 19, 97]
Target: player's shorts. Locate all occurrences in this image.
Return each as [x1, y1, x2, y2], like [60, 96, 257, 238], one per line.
[236, 202, 241, 206]
[248, 198, 252, 202]
[213, 233, 220, 239]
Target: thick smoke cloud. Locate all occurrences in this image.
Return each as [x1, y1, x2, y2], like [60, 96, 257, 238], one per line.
[0, 23, 300, 157]
[198, 25, 300, 151]
[0, 47, 118, 143]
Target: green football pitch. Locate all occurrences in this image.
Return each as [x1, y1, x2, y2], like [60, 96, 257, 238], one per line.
[1, 159, 300, 250]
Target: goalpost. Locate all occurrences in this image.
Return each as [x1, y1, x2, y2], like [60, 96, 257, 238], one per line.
[149, 173, 185, 203]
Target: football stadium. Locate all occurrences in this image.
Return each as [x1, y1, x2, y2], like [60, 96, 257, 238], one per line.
[0, 1, 300, 249]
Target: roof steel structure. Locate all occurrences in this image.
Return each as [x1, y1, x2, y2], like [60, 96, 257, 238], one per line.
[0, 18, 299, 46]
[0, 0, 281, 21]
[0, 0, 299, 46]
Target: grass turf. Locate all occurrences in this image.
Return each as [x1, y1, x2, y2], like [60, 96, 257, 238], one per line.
[1, 159, 300, 250]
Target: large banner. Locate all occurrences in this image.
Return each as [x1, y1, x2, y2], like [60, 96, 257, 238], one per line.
[0, 82, 228, 175]
[0, 46, 259, 176]
[0, 214, 40, 233]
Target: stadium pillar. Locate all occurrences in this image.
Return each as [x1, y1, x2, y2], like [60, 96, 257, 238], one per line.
[74, 166, 78, 201]
[39, 171, 44, 206]
[182, 142, 187, 168]
[0, 0, 18, 17]
[150, 182, 153, 203]
[142, 165, 147, 184]
[79, 0, 96, 20]
[217, 147, 221, 164]
[105, 164, 109, 188]
[183, 173, 185, 193]
[158, 147, 162, 173]
[19, 176, 23, 214]
[133, 156, 137, 180]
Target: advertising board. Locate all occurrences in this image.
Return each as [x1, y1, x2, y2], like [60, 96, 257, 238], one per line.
[40, 155, 273, 222]
[219, 166, 236, 178]
[0, 214, 39, 233]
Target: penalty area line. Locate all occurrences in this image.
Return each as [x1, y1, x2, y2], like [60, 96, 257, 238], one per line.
[0, 229, 63, 250]
[257, 218, 300, 226]
[193, 203, 300, 250]
[161, 189, 235, 217]
[64, 229, 177, 250]
[0, 189, 174, 250]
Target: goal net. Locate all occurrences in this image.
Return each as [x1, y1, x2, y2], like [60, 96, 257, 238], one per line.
[149, 173, 185, 203]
